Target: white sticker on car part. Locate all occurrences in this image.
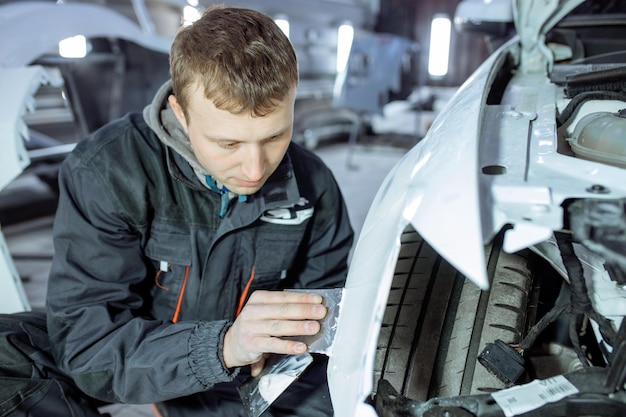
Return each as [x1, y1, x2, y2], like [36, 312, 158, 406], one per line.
[491, 375, 579, 417]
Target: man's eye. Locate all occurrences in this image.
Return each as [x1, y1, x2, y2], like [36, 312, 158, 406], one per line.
[219, 142, 238, 149]
[265, 134, 283, 144]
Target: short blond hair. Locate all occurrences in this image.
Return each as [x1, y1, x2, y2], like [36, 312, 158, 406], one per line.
[169, 5, 298, 117]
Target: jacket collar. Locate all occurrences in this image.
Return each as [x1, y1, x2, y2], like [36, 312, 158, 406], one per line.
[165, 144, 303, 214]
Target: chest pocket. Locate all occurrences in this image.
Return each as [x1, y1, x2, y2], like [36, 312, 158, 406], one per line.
[252, 234, 305, 289]
[144, 226, 193, 323]
[252, 198, 313, 287]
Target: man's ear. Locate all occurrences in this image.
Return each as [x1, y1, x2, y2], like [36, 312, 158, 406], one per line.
[168, 95, 188, 133]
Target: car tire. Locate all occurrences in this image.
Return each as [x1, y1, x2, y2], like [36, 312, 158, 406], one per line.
[375, 225, 534, 401]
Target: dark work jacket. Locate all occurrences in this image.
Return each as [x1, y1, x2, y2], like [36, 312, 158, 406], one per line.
[45, 112, 354, 404]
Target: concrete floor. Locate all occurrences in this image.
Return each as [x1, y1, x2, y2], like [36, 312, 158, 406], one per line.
[2, 139, 410, 416]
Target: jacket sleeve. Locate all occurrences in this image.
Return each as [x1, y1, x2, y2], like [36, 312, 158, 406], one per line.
[286, 151, 355, 290]
[46, 153, 237, 404]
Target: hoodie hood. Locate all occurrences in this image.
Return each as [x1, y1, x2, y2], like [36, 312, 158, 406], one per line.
[143, 80, 210, 182]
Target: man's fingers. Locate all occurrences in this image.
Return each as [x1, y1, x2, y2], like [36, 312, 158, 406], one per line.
[249, 342, 316, 378]
[248, 290, 323, 306]
[241, 319, 320, 344]
[244, 301, 327, 321]
[259, 336, 308, 356]
[267, 318, 321, 336]
[224, 291, 328, 370]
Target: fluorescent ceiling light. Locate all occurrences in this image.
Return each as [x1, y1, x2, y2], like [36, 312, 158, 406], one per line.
[183, 5, 200, 26]
[275, 17, 290, 38]
[336, 23, 354, 73]
[428, 15, 451, 78]
[58, 35, 87, 58]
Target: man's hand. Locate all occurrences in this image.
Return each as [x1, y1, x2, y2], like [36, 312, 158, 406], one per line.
[223, 290, 326, 376]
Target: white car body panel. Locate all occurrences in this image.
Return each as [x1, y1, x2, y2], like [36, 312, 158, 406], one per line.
[328, 38, 504, 417]
[0, 1, 170, 68]
[0, 66, 57, 313]
[327, 0, 626, 416]
[0, 1, 170, 313]
[0, 66, 55, 190]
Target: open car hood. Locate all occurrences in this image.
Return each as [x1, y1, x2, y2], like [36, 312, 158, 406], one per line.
[514, 0, 586, 44]
[514, 0, 586, 72]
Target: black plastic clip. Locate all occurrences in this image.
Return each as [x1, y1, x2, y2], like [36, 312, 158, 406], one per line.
[478, 339, 525, 384]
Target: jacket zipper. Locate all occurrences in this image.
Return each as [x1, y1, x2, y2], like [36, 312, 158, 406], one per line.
[171, 266, 190, 324]
[235, 265, 255, 318]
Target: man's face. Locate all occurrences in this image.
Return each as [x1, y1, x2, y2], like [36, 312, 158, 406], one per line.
[169, 84, 295, 196]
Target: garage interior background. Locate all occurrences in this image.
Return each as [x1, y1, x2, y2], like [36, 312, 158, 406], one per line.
[0, 0, 493, 311]
[2, 0, 493, 145]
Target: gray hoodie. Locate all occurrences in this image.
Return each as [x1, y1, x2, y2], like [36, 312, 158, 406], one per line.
[143, 80, 225, 189]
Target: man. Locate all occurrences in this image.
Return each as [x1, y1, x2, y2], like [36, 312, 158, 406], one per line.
[0, 5, 353, 416]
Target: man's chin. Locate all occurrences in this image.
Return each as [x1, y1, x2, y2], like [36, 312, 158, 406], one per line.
[228, 184, 263, 196]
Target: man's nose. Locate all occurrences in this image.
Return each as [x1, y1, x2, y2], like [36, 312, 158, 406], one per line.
[241, 146, 265, 181]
